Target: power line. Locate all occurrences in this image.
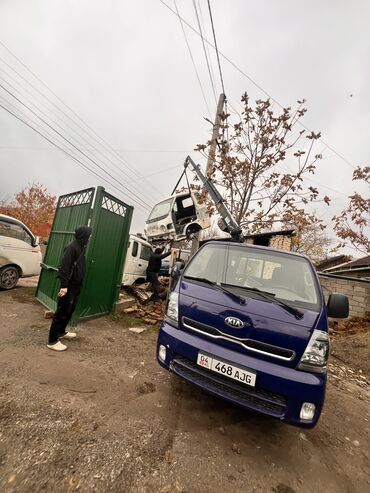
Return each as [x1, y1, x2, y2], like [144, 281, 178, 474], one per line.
[0, 145, 191, 153]
[0, 55, 162, 202]
[142, 164, 182, 178]
[192, 0, 218, 104]
[0, 81, 154, 209]
[0, 43, 164, 197]
[0, 101, 151, 212]
[173, 0, 212, 118]
[0, 73, 161, 204]
[196, 0, 218, 96]
[206, 0, 226, 96]
[159, 0, 356, 171]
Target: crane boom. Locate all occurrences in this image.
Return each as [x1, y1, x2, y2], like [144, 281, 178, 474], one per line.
[184, 156, 243, 242]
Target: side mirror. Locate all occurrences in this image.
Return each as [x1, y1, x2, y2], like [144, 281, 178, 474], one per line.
[43, 240, 48, 246]
[32, 236, 40, 247]
[327, 293, 349, 318]
[171, 261, 184, 278]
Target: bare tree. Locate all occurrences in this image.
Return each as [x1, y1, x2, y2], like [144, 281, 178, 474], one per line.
[333, 166, 370, 255]
[195, 94, 330, 233]
[288, 214, 336, 262]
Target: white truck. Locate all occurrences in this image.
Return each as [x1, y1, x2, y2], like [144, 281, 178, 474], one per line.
[144, 190, 210, 244]
[122, 234, 153, 286]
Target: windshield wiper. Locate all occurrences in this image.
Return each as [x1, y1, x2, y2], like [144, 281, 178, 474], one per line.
[222, 284, 304, 320]
[184, 276, 246, 305]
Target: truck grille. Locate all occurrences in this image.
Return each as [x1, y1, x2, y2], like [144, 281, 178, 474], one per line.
[171, 355, 287, 416]
[182, 317, 295, 361]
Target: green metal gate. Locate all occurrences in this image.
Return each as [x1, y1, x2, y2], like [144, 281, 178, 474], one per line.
[36, 186, 133, 325]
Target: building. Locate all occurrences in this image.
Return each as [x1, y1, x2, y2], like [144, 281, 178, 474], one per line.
[244, 229, 295, 251]
[316, 255, 352, 271]
[321, 255, 370, 280]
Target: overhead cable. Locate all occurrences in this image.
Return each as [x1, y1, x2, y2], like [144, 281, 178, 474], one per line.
[192, 0, 218, 104]
[0, 43, 164, 196]
[159, 0, 356, 170]
[206, 0, 226, 96]
[0, 101, 151, 212]
[173, 0, 212, 118]
[0, 73, 160, 204]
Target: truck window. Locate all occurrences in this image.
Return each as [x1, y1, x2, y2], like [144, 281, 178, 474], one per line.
[181, 197, 193, 209]
[140, 245, 152, 261]
[184, 243, 226, 284]
[186, 243, 320, 310]
[132, 241, 139, 257]
[0, 220, 32, 245]
[147, 198, 173, 222]
[225, 246, 319, 308]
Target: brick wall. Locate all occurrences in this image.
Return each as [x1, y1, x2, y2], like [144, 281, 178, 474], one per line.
[318, 274, 370, 318]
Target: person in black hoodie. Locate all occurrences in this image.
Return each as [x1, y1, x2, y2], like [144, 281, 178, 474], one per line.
[47, 225, 92, 351]
[146, 245, 172, 302]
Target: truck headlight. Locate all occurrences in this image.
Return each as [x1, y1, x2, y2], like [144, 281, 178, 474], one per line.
[166, 292, 179, 327]
[297, 330, 329, 373]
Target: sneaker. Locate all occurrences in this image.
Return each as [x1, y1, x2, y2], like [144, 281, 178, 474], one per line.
[47, 341, 67, 351]
[60, 331, 77, 340]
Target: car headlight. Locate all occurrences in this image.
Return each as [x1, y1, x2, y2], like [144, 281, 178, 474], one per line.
[297, 330, 329, 373]
[165, 292, 179, 327]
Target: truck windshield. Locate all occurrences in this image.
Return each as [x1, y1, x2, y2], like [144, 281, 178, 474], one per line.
[183, 243, 320, 311]
[147, 198, 173, 222]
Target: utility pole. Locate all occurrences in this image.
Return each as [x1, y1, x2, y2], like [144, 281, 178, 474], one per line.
[190, 93, 226, 256]
[206, 93, 226, 178]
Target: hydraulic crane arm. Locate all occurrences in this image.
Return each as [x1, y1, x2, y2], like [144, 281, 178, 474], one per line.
[184, 156, 243, 242]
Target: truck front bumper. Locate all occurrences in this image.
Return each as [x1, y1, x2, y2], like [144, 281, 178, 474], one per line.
[157, 322, 326, 428]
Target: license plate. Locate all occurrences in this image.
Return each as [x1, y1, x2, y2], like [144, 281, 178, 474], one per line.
[197, 352, 256, 387]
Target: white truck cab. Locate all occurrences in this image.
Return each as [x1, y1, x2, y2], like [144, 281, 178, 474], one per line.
[144, 191, 210, 243]
[0, 213, 42, 289]
[122, 234, 153, 286]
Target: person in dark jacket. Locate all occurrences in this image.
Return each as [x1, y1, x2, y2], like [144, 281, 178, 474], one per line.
[47, 225, 92, 351]
[147, 245, 172, 301]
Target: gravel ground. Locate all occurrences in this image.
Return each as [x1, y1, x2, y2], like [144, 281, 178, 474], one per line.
[0, 286, 369, 493]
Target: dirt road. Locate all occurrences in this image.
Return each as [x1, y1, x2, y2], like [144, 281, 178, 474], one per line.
[0, 286, 369, 493]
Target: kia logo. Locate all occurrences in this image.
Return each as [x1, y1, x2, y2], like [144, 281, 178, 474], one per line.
[225, 317, 244, 329]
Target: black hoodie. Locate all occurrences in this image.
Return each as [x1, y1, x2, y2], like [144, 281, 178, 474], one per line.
[58, 226, 92, 288]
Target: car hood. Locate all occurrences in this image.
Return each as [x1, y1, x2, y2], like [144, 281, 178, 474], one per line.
[178, 279, 321, 368]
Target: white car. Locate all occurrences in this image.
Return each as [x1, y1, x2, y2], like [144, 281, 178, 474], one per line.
[0, 213, 42, 290]
[144, 191, 210, 244]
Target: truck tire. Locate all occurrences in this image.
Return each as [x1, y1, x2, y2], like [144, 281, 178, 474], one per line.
[185, 223, 201, 239]
[0, 266, 20, 290]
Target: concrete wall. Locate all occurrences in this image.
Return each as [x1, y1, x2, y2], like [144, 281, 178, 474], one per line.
[318, 273, 370, 318]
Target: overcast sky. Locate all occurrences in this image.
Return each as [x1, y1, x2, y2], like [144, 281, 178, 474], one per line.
[0, 0, 368, 252]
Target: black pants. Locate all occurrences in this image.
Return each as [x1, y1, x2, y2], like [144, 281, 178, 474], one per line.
[147, 272, 160, 299]
[48, 286, 81, 344]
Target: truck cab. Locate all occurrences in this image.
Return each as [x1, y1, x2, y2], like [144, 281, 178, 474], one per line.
[122, 234, 153, 286]
[144, 191, 210, 243]
[157, 241, 349, 428]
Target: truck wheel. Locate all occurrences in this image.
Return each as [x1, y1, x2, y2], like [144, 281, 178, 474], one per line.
[0, 266, 20, 290]
[185, 224, 201, 239]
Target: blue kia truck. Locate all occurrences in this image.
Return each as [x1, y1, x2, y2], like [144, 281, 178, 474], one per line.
[157, 241, 349, 428]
